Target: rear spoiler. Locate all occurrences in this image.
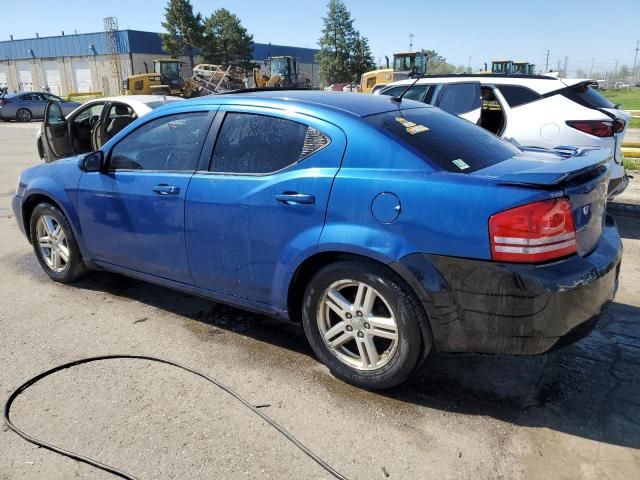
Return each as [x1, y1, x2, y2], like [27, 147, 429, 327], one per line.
[496, 147, 611, 187]
[541, 81, 617, 121]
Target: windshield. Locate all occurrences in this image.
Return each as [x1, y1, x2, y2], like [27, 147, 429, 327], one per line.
[156, 62, 180, 77]
[271, 58, 289, 76]
[365, 107, 520, 173]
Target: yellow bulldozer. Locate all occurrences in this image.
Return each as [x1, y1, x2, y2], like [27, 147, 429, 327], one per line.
[360, 51, 427, 93]
[124, 59, 190, 96]
[253, 56, 311, 89]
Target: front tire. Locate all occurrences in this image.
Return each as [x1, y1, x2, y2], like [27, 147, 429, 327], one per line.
[29, 203, 87, 283]
[16, 108, 32, 122]
[302, 260, 430, 389]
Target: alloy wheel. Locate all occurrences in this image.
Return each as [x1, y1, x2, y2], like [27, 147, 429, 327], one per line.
[317, 279, 399, 371]
[16, 109, 31, 122]
[36, 215, 69, 272]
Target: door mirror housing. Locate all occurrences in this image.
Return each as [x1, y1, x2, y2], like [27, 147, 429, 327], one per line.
[81, 151, 104, 172]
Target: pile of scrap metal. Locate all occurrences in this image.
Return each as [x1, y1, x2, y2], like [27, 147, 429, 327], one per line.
[188, 64, 250, 95]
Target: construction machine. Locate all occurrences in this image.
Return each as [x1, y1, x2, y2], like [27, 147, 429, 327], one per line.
[360, 51, 426, 93]
[253, 56, 311, 89]
[124, 59, 185, 96]
[478, 60, 536, 75]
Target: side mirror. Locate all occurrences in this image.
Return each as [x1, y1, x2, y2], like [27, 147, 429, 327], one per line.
[80, 151, 104, 172]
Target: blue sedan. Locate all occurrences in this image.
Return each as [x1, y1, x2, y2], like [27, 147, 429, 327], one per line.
[12, 91, 621, 389]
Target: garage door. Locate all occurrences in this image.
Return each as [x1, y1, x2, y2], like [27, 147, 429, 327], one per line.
[17, 62, 33, 91]
[43, 61, 62, 96]
[0, 65, 7, 90]
[72, 60, 92, 93]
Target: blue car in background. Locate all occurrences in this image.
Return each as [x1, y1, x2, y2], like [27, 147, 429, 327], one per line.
[12, 91, 621, 389]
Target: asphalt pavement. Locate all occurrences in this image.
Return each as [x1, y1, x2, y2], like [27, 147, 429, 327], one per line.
[1, 122, 639, 479]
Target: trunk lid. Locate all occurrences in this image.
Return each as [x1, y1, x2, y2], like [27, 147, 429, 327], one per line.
[476, 147, 611, 257]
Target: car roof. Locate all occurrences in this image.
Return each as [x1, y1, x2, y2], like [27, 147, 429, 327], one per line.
[182, 90, 423, 118]
[388, 74, 578, 95]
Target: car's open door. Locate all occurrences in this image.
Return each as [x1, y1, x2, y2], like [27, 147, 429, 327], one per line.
[43, 101, 72, 160]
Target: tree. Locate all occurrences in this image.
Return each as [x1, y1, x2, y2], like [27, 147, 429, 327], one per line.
[423, 50, 454, 74]
[350, 34, 375, 82]
[619, 64, 630, 79]
[161, 0, 203, 69]
[576, 68, 587, 78]
[201, 8, 255, 69]
[316, 0, 358, 85]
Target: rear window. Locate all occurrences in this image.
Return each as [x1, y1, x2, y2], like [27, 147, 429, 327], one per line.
[145, 99, 183, 109]
[365, 107, 519, 173]
[572, 83, 615, 109]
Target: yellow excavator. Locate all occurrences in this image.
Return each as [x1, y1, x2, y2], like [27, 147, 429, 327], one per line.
[253, 56, 311, 88]
[360, 51, 427, 93]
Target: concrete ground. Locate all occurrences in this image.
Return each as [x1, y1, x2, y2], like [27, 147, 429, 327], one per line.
[1, 122, 639, 480]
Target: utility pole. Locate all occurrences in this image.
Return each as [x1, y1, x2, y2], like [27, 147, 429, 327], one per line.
[563, 56, 568, 77]
[614, 59, 619, 80]
[633, 40, 639, 81]
[544, 49, 550, 72]
[468, 56, 472, 73]
[590, 57, 595, 77]
[409, 33, 414, 51]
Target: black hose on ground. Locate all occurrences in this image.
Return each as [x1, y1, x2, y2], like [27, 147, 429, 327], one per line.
[3, 354, 350, 480]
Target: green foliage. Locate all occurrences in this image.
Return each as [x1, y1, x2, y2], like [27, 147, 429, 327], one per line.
[423, 50, 455, 74]
[350, 34, 376, 83]
[201, 8, 255, 70]
[315, 0, 374, 85]
[161, 0, 203, 68]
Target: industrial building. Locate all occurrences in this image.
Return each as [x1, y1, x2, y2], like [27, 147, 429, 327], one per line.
[0, 29, 320, 96]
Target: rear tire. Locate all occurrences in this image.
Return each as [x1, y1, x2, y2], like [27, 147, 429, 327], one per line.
[29, 203, 87, 283]
[302, 260, 430, 389]
[16, 108, 32, 122]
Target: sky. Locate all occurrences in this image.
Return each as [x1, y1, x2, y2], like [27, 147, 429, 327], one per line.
[2, 0, 639, 75]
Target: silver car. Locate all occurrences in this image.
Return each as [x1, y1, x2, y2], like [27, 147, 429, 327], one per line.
[0, 92, 80, 122]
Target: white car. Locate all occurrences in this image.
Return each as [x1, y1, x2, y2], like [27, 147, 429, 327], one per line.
[378, 75, 632, 197]
[38, 95, 183, 162]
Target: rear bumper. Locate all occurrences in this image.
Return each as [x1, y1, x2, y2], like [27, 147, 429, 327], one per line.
[391, 214, 622, 355]
[608, 173, 629, 199]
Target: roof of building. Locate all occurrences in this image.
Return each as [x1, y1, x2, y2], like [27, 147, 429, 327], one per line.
[0, 30, 318, 62]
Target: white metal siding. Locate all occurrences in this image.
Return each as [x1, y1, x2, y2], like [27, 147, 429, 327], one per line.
[43, 61, 62, 96]
[0, 65, 7, 89]
[72, 60, 92, 93]
[17, 62, 33, 91]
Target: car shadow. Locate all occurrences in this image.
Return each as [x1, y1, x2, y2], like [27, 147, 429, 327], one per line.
[614, 212, 640, 240]
[67, 268, 640, 451]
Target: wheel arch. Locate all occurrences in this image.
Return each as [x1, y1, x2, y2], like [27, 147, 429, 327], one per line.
[21, 193, 87, 261]
[286, 251, 431, 328]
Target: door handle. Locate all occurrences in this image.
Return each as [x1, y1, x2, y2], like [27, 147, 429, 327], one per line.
[152, 184, 180, 195]
[275, 192, 315, 205]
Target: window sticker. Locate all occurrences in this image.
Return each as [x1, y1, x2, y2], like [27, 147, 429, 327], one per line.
[452, 159, 470, 170]
[396, 117, 429, 134]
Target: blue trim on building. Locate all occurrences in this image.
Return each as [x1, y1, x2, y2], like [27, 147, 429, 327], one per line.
[0, 30, 318, 63]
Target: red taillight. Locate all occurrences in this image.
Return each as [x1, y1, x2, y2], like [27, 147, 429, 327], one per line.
[0, 99, 6, 106]
[613, 118, 626, 134]
[566, 120, 613, 137]
[489, 198, 577, 263]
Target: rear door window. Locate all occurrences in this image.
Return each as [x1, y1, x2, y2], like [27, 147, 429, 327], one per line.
[210, 113, 330, 174]
[497, 85, 541, 107]
[365, 107, 519, 173]
[437, 83, 481, 114]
